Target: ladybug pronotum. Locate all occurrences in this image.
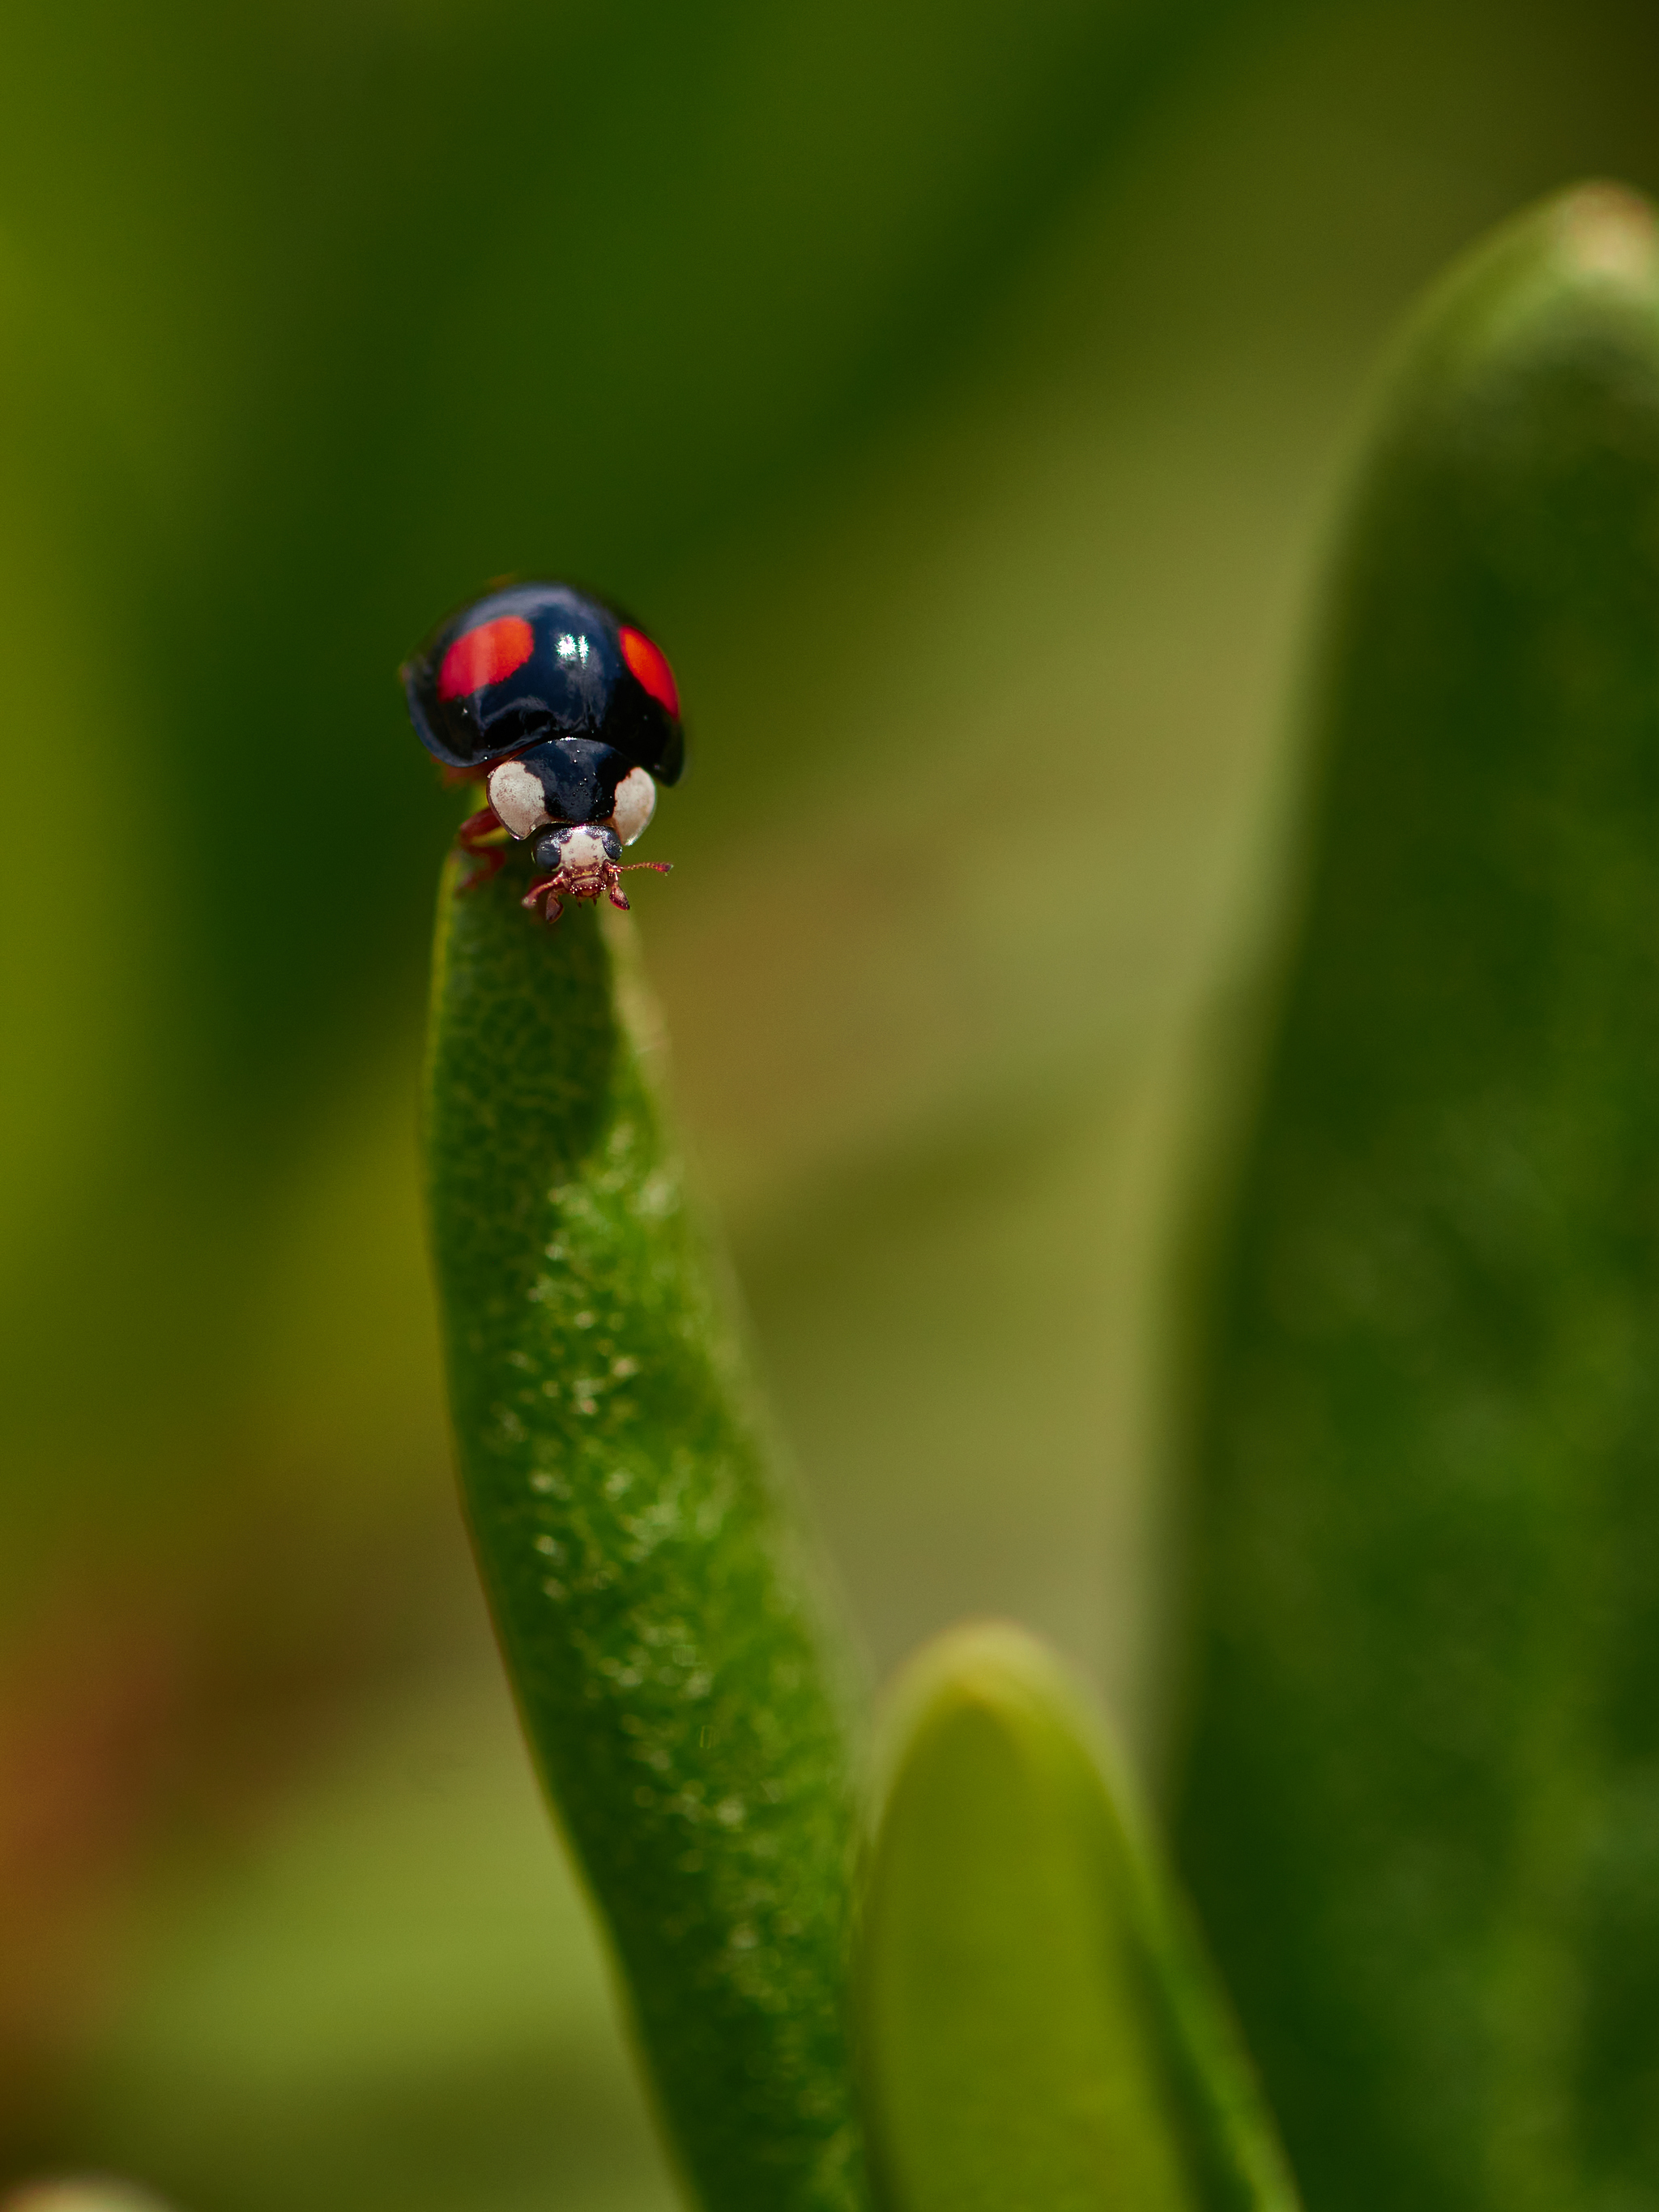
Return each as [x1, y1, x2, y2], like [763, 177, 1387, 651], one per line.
[401, 579, 683, 924]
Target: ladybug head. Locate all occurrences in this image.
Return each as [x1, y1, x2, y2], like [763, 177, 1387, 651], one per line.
[402, 580, 685, 784]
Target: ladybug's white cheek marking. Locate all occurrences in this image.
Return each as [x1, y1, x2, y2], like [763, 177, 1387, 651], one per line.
[488, 758, 552, 839]
[609, 767, 657, 847]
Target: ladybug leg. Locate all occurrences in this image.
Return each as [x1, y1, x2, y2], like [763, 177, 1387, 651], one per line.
[522, 873, 566, 925]
[462, 848, 507, 889]
[456, 804, 510, 890]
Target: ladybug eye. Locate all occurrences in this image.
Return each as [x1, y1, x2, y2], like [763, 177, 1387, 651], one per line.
[437, 615, 535, 701]
[618, 626, 680, 718]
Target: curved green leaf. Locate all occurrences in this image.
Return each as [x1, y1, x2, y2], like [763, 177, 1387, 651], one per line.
[1178, 181, 1659, 2212]
[858, 1623, 1294, 2212]
[424, 864, 866, 2212]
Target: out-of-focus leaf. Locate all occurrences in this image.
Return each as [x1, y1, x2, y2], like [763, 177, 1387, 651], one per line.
[1177, 181, 1659, 2212]
[858, 1623, 1294, 2212]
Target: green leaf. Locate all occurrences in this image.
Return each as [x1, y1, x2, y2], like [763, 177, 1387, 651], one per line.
[1177, 181, 1659, 2212]
[857, 1623, 1296, 2212]
[423, 864, 866, 2212]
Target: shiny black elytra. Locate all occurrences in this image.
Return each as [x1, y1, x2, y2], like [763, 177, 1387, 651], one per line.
[401, 579, 681, 923]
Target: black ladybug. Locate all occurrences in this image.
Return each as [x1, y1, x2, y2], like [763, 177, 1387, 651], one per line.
[402, 580, 680, 923]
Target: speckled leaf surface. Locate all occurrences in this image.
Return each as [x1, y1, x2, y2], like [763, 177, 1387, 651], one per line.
[1177, 183, 1659, 2212]
[424, 859, 865, 2212]
[859, 1625, 1296, 2212]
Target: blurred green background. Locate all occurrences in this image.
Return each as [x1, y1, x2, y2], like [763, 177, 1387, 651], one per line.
[6, 1, 1659, 2204]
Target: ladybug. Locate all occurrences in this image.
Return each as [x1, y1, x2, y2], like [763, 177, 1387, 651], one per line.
[402, 579, 681, 924]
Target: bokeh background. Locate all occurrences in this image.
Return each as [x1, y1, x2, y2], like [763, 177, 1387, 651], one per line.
[6, 1, 1659, 2205]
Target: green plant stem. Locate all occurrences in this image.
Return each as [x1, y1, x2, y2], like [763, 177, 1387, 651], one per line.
[859, 1624, 1296, 2212]
[1177, 181, 1659, 2212]
[424, 860, 866, 2212]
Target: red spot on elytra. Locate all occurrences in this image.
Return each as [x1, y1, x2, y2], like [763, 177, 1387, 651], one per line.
[437, 616, 535, 701]
[619, 626, 680, 718]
